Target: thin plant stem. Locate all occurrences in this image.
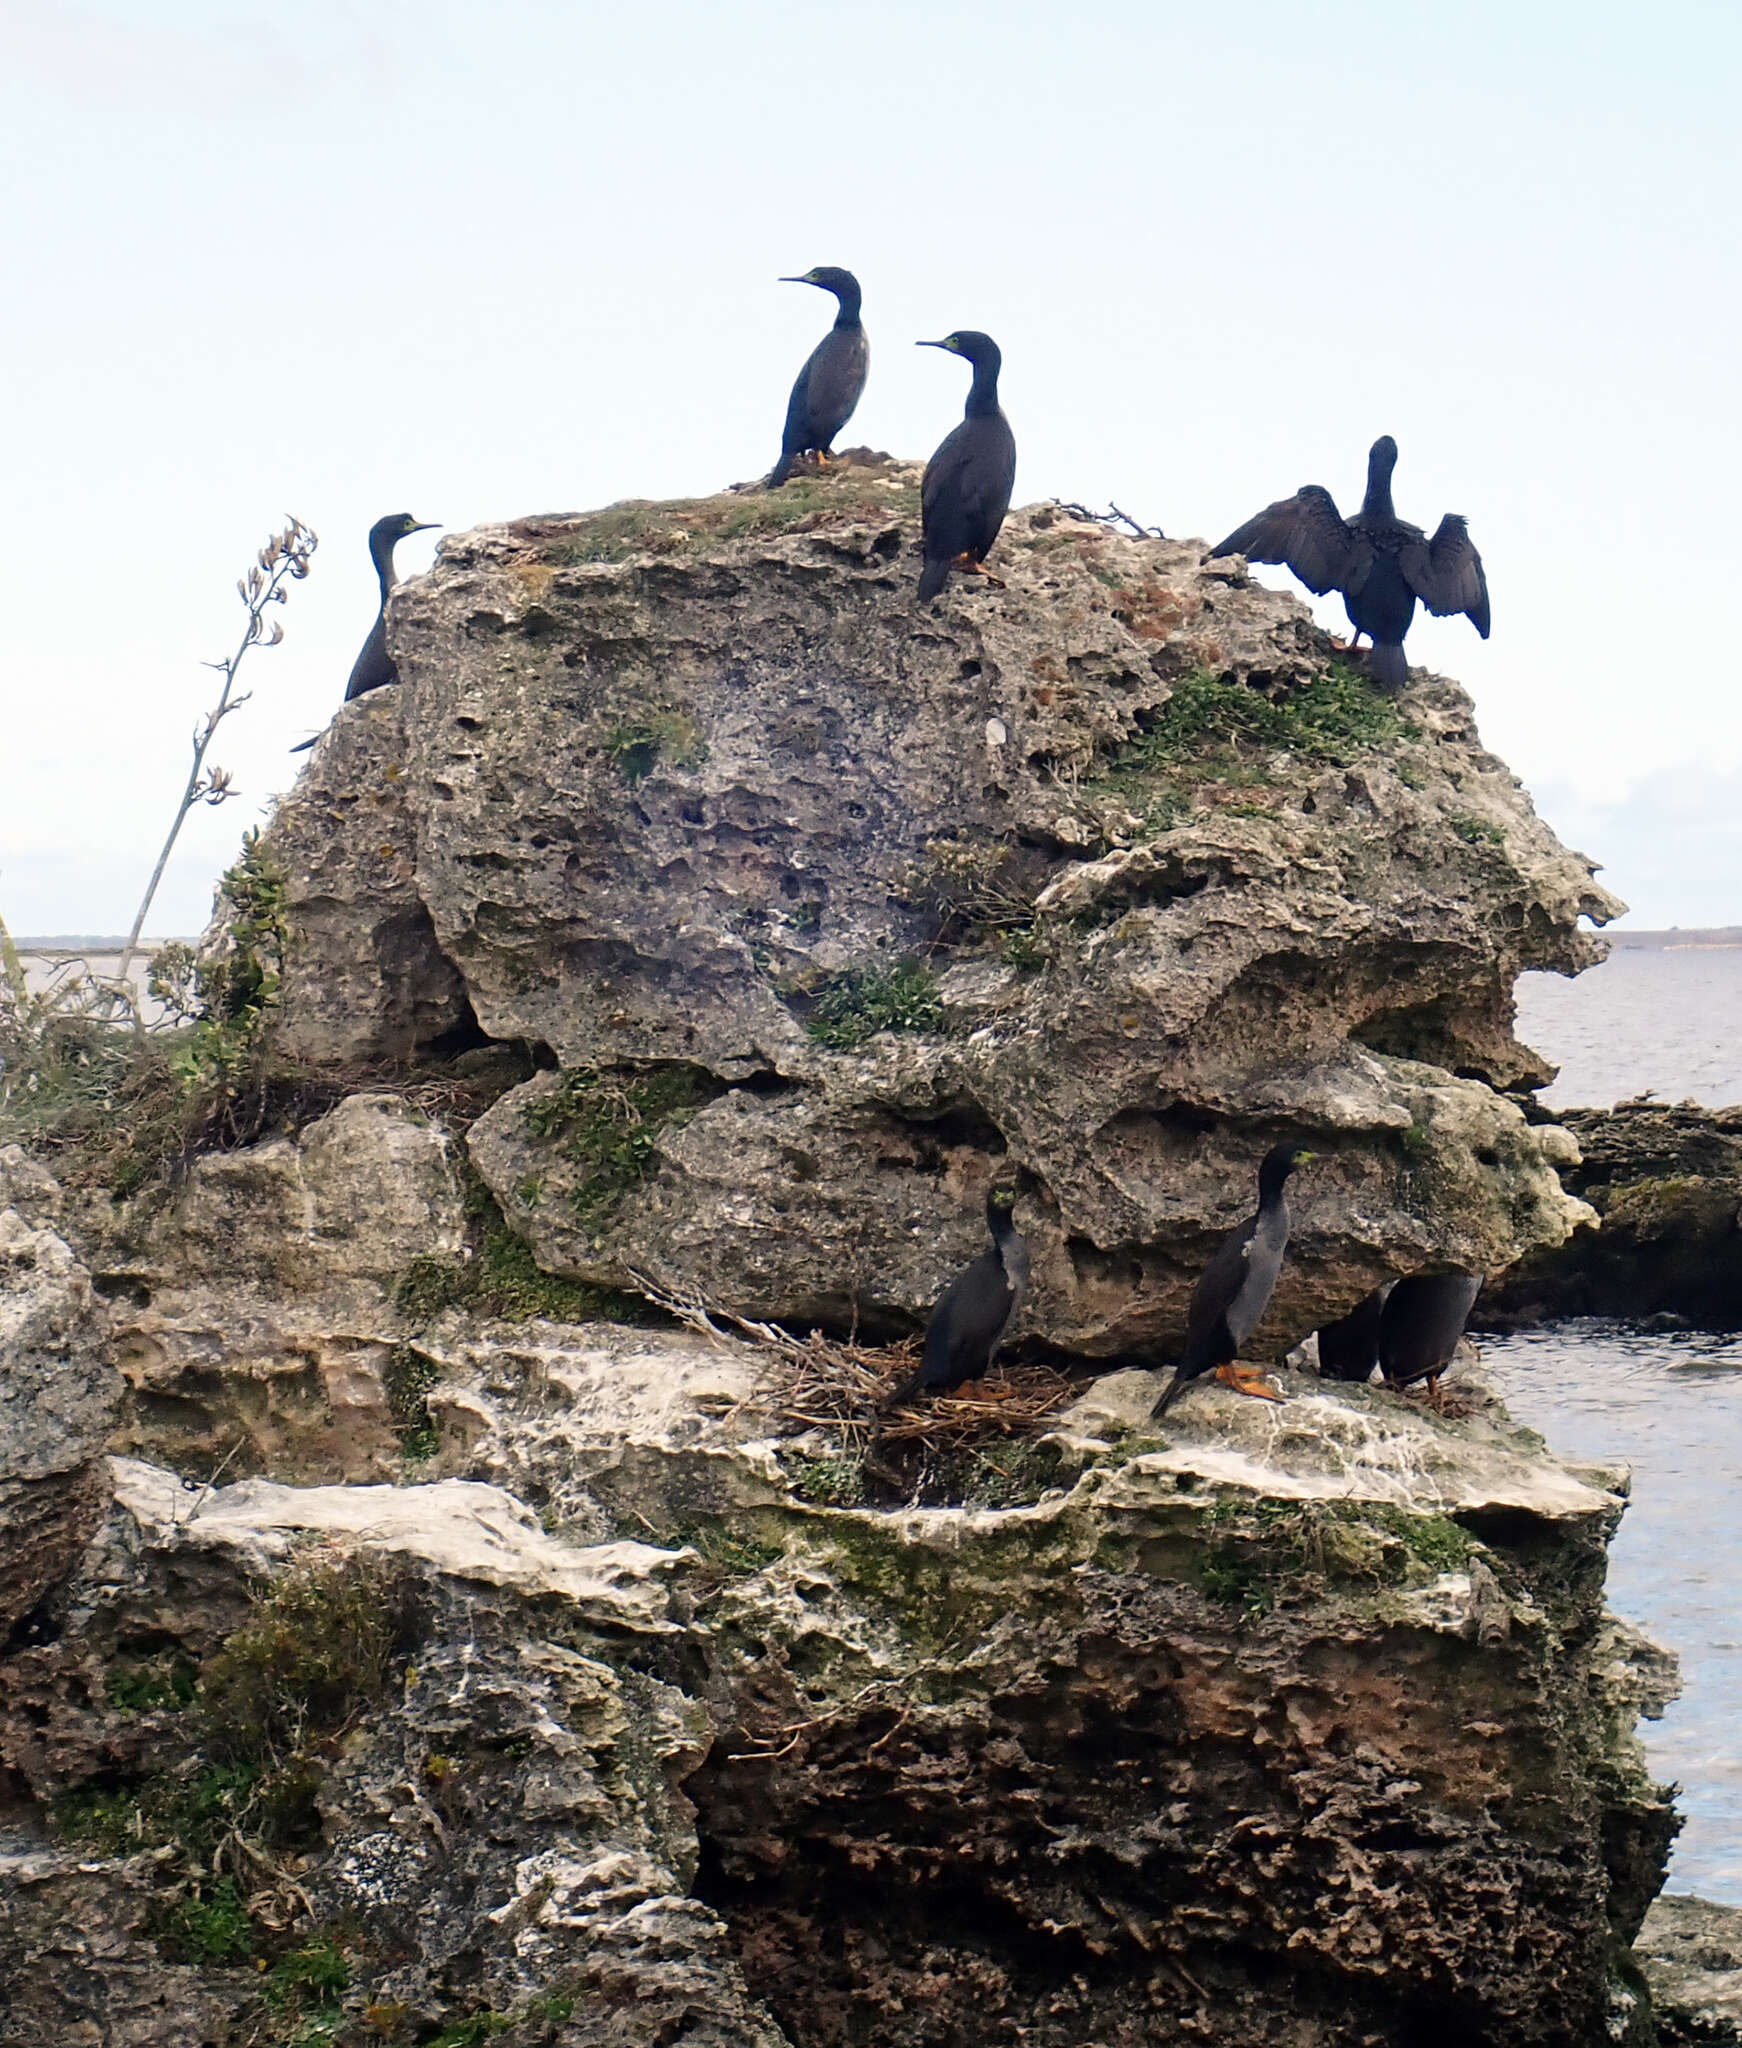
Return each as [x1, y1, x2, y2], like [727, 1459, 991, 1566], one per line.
[113, 519, 317, 1000]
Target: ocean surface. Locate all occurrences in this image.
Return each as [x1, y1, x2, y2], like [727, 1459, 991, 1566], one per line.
[1498, 944, 1741, 1901]
[1516, 944, 1742, 1107]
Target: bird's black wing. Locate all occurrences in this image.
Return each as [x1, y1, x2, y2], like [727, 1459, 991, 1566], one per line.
[1207, 485, 1361, 597]
[778, 350, 819, 461]
[1399, 516, 1490, 637]
[923, 415, 1016, 562]
[803, 327, 868, 448]
[1177, 1219, 1255, 1376]
[917, 1248, 1018, 1390]
[342, 612, 392, 702]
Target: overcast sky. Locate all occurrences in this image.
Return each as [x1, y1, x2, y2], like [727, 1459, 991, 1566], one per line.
[3, 0, 1738, 935]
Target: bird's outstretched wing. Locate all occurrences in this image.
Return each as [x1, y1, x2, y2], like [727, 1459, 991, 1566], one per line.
[1399, 516, 1490, 636]
[1207, 485, 1360, 597]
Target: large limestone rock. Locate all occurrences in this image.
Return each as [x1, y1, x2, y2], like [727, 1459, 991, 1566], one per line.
[0, 1320, 1678, 2047]
[0, 1200, 119, 1630]
[246, 461, 1617, 1354]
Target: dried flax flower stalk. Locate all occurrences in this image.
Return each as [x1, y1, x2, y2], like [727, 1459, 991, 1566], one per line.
[112, 519, 318, 1000]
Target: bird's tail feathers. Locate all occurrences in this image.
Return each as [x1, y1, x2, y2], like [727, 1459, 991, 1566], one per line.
[1366, 642, 1408, 689]
[766, 453, 795, 489]
[1150, 1366, 1187, 1417]
[289, 735, 319, 754]
[916, 556, 951, 602]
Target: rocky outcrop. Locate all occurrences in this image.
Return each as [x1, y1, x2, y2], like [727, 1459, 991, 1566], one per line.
[0, 467, 1690, 2046]
[1481, 1102, 1742, 1328]
[0, 1162, 120, 1631]
[0, 1288, 1680, 2048]
[1636, 1896, 1742, 2045]
[245, 460, 1615, 1356]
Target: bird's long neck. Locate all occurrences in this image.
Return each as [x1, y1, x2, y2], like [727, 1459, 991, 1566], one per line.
[369, 538, 400, 599]
[1360, 451, 1396, 524]
[830, 281, 862, 327]
[1257, 1160, 1294, 1213]
[964, 354, 1002, 419]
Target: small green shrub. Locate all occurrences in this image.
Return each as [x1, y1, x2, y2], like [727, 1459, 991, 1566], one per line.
[1450, 811, 1505, 847]
[201, 1556, 404, 1765]
[152, 1876, 254, 1965]
[1102, 663, 1409, 797]
[520, 1064, 708, 1223]
[105, 1656, 197, 1713]
[803, 961, 944, 1049]
[393, 1163, 661, 1327]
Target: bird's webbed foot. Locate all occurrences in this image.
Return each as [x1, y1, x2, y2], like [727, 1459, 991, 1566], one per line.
[952, 552, 1007, 590]
[1214, 1361, 1286, 1402]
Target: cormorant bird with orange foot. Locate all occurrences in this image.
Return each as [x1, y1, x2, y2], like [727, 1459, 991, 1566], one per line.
[1153, 1142, 1314, 1415]
[916, 331, 1015, 601]
[768, 268, 868, 487]
[1206, 436, 1488, 689]
[291, 513, 436, 751]
[887, 1188, 1029, 1404]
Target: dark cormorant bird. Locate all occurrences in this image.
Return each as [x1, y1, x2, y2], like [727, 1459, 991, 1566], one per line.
[916, 331, 1015, 602]
[1153, 1142, 1314, 1416]
[887, 1188, 1030, 1404]
[1205, 437, 1489, 689]
[1313, 1283, 1393, 1382]
[291, 513, 436, 750]
[767, 268, 868, 487]
[1379, 1271, 1483, 1400]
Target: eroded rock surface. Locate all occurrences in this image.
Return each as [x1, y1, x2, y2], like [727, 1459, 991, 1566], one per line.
[1484, 1101, 1742, 1328]
[248, 460, 1617, 1353]
[1638, 1895, 1742, 2045]
[0, 1199, 118, 1631]
[0, 1309, 1679, 2048]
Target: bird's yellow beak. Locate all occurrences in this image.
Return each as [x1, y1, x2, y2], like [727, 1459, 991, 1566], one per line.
[916, 338, 955, 352]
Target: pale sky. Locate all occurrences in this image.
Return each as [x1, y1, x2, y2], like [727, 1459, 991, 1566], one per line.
[3, 0, 1738, 934]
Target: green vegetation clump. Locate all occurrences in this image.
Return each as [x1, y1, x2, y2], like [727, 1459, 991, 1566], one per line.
[1195, 1496, 1474, 1615]
[1112, 664, 1409, 782]
[384, 1343, 441, 1461]
[0, 831, 289, 1195]
[563, 470, 921, 564]
[520, 1064, 708, 1223]
[259, 1937, 352, 2044]
[803, 960, 944, 1049]
[105, 1655, 197, 1713]
[151, 1875, 255, 1965]
[783, 1449, 867, 1507]
[200, 1556, 404, 1764]
[393, 1161, 662, 1327]
[603, 710, 707, 785]
[1449, 811, 1506, 847]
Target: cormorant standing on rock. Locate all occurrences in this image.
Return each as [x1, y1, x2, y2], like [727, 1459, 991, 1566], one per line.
[768, 268, 868, 487]
[291, 513, 436, 751]
[916, 331, 1015, 601]
[1205, 436, 1488, 689]
[887, 1188, 1029, 1404]
[1314, 1284, 1393, 1382]
[1379, 1271, 1483, 1401]
[1153, 1142, 1314, 1416]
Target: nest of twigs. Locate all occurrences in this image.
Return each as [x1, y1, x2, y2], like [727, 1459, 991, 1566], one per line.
[633, 1278, 1082, 1508]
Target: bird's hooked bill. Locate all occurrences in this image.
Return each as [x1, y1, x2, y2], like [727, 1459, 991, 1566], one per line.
[916, 338, 957, 351]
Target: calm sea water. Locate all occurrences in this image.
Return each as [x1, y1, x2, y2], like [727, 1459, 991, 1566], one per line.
[1496, 946, 1741, 1901]
[1484, 1328, 1742, 1903]
[1516, 946, 1742, 1107]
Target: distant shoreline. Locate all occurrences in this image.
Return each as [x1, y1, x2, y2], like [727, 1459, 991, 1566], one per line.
[1599, 928, 1742, 952]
